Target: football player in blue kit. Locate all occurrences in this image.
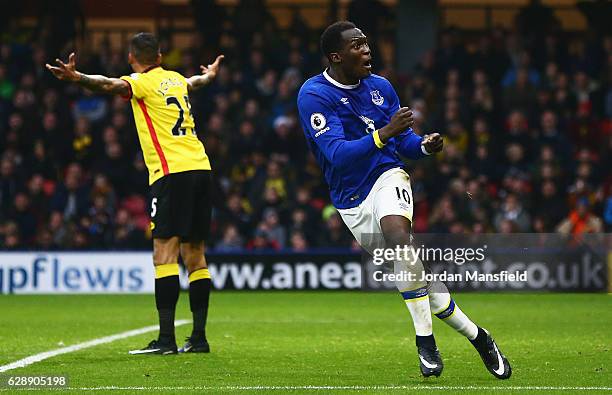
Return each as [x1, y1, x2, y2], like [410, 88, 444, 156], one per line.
[297, 21, 511, 379]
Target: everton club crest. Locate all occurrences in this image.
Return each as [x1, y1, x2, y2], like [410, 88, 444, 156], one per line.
[370, 90, 384, 106]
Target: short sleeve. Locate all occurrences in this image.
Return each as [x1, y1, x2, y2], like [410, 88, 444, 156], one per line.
[120, 73, 146, 100]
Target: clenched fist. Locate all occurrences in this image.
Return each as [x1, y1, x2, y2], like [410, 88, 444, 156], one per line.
[422, 133, 443, 154]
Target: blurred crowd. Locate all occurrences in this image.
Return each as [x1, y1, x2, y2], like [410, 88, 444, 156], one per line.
[0, 2, 611, 252]
[405, 26, 611, 237]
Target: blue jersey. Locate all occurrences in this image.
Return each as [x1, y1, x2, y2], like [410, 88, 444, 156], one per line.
[297, 70, 428, 209]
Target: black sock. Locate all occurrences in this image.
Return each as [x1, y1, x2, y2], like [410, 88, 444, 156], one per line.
[155, 274, 180, 342]
[416, 334, 437, 349]
[189, 278, 211, 339]
[469, 326, 488, 348]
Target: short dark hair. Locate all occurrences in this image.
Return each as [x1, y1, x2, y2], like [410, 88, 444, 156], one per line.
[320, 21, 356, 58]
[130, 32, 160, 64]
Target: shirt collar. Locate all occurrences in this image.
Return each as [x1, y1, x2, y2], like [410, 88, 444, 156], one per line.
[143, 64, 161, 73]
[323, 69, 360, 89]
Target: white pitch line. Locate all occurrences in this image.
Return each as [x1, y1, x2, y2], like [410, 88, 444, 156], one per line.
[74, 385, 611, 391]
[0, 320, 190, 373]
[1, 385, 610, 392]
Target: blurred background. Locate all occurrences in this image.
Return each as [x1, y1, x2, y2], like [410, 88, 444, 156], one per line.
[0, 0, 611, 253]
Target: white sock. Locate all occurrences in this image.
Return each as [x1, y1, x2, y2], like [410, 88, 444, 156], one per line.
[402, 288, 433, 336]
[428, 281, 478, 340]
[394, 255, 433, 336]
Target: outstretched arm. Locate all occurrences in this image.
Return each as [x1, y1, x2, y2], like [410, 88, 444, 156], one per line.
[46, 52, 129, 96]
[186, 55, 224, 91]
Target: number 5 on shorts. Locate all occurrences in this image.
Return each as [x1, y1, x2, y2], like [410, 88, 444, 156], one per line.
[151, 197, 158, 217]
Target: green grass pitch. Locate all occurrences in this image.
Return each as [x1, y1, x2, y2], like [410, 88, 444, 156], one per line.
[0, 292, 610, 394]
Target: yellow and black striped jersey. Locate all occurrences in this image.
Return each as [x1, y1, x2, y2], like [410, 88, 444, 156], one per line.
[121, 66, 211, 185]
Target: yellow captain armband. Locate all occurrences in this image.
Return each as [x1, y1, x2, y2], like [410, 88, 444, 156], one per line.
[373, 130, 386, 149]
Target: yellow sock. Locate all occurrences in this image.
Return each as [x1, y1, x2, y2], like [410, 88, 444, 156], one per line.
[189, 268, 211, 283]
[155, 263, 179, 279]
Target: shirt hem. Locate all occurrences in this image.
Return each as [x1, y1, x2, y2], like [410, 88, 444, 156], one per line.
[331, 164, 402, 210]
[148, 164, 212, 185]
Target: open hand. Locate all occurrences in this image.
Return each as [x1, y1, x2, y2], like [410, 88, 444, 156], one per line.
[199, 55, 224, 80]
[45, 52, 80, 82]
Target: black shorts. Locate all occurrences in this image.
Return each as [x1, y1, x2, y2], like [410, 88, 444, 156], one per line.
[150, 170, 212, 241]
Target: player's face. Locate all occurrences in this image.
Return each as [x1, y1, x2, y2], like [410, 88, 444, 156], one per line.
[339, 28, 372, 79]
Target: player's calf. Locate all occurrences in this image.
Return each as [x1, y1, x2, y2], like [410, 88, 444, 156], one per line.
[382, 216, 443, 378]
[429, 281, 479, 340]
[184, 264, 212, 352]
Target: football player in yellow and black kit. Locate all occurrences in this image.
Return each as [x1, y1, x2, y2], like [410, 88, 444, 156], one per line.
[47, 33, 223, 355]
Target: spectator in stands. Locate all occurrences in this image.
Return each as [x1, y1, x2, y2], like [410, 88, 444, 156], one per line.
[1, 221, 21, 250]
[0, 157, 19, 221]
[556, 198, 603, 234]
[26, 174, 49, 227]
[316, 211, 353, 248]
[112, 208, 147, 250]
[257, 208, 286, 249]
[289, 230, 309, 252]
[215, 224, 244, 252]
[50, 163, 89, 221]
[9, 192, 37, 244]
[494, 194, 531, 232]
[534, 180, 567, 230]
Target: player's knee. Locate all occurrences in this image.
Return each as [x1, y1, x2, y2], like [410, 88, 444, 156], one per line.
[181, 241, 206, 273]
[153, 251, 176, 265]
[184, 250, 206, 273]
[384, 231, 411, 249]
[185, 255, 207, 274]
[153, 243, 179, 264]
[153, 237, 180, 263]
[380, 216, 412, 248]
